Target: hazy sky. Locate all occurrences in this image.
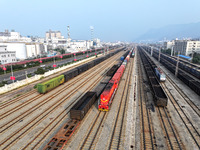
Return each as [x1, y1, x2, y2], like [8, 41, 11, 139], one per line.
[0, 0, 200, 41]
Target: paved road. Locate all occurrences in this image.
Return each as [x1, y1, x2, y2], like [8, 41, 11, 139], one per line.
[0, 52, 101, 84]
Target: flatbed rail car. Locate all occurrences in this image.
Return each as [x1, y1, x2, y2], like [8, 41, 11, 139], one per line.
[37, 75, 65, 94]
[70, 92, 97, 120]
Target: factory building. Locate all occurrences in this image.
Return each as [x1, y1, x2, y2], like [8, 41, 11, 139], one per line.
[0, 42, 45, 60]
[0, 45, 16, 64]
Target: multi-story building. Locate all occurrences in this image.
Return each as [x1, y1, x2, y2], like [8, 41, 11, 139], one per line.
[0, 30, 31, 42]
[163, 41, 175, 49]
[0, 42, 46, 60]
[45, 30, 67, 49]
[0, 45, 16, 64]
[173, 40, 200, 56]
[67, 40, 94, 52]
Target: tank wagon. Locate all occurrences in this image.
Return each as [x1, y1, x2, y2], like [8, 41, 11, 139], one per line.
[36, 47, 126, 94]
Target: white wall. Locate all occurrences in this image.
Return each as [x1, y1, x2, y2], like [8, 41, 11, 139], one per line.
[0, 43, 27, 59]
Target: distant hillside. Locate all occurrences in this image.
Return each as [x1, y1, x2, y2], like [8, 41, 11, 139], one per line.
[135, 22, 200, 42]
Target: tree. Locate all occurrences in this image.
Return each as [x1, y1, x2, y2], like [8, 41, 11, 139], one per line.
[35, 67, 45, 74]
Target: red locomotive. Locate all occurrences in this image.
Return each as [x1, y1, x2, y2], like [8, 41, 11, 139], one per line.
[98, 65, 125, 111]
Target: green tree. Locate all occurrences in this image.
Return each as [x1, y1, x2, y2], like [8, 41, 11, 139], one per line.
[35, 67, 45, 75]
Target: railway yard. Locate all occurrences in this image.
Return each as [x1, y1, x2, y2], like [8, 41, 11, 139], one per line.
[0, 46, 200, 150]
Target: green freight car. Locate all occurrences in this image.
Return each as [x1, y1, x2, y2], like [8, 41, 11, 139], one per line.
[37, 75, 65, 93]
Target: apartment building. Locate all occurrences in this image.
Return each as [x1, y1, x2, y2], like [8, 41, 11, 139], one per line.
[173, 40, 200, 56]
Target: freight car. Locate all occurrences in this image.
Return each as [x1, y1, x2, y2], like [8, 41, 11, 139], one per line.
[62, 68, 78, 82]
[36, 47, 126, 94]
[155, 67, 166, 81]
[37, 75, 65, 94]
[138, 47, 168, 106]
[99, 64, 126, 111]
[142, 46, 200, 96]
[70, 92, 97, 120]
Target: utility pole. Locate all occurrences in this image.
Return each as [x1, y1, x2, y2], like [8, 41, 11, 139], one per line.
[11, 64, 14, 83]
[171, 46, 174, 56]
[158, 48, 161, 62]
[151, 46, 153, 56]
[175, 52, 180, 77]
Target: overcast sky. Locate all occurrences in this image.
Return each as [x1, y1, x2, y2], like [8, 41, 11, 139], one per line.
[0, 0, 200, 41]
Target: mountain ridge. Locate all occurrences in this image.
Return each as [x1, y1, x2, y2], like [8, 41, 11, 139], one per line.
[135, 22, 200, 42]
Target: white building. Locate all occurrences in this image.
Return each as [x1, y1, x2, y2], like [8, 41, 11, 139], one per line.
[0, 42, 46, 60]
[0, 45, 16, 64]
[173, 40, 200, 56]
[93, 38, 101, 47]
[66, 40, 94, 52]
[0, 30, 31, 42]
[45, 30, 67, 49]
[163, 41, 175, 49]
[26, 43, 45, 58]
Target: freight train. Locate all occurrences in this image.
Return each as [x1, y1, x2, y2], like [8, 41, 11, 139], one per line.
[143, 46, 200, 96]
[98, 50, 133, 111]
[147, 47, 200, 79]
[138, 46, 168, 106]
[36, 47, 126, 94]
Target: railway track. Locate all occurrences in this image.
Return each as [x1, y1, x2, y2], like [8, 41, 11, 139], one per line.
[156, 107, 185, 150]
[0, 56, 103, 111]
[165, 75, 200, 117]
[138, 49, 156, 150]
[107, 52, 133, 150]
[79, 111, 107, 149]
[0, 52, 125, 150]
[142, 49, 200, 149]
[78, 52, 134, 150]
[161, 82, 200, 149]
[0, 53, 105, 104]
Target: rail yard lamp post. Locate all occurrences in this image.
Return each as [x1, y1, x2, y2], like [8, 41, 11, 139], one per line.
[25, 71, 27, 80]
[158, 48, 161, 62]
[151, 46, 153, 56]
[86, 50, 89, 58]
[53, 56, 56, 69]
[171, 46, 174, 56]
[175, 52, 180, 77]
[74, 53, 77, 61]
[10, 64, 15, 83]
